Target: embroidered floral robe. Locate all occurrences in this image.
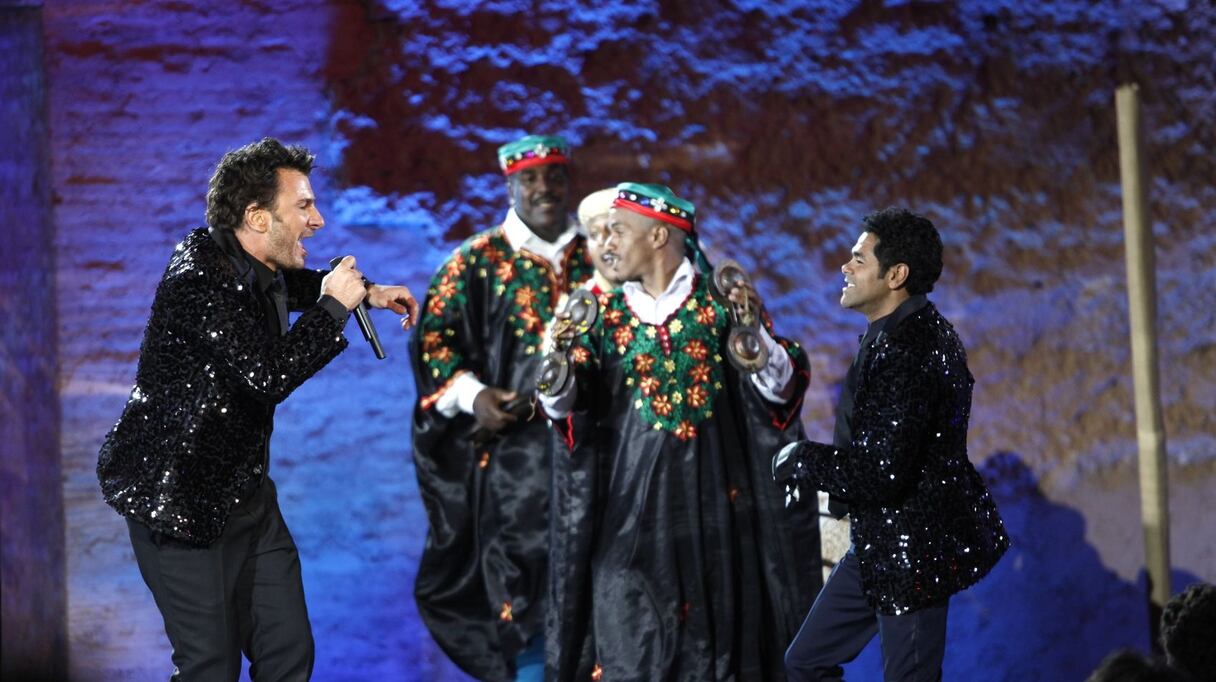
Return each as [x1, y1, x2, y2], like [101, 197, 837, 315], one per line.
[410, 226, 594, 682]
[547, 273, 822, 682]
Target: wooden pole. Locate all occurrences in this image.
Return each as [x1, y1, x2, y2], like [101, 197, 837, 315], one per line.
[1115, 83, 1171, 646]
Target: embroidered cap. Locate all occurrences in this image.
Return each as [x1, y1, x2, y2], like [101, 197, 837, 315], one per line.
[577, 188, 617, 226]
[613, 182, 695, 232]
[497, 134, 571, 175]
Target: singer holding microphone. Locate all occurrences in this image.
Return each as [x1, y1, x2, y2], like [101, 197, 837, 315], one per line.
[97, 138, 418, 681]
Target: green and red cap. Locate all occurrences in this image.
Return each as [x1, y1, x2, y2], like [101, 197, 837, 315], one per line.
[613, 182, 695, 232]
[497, 134, 571, 175]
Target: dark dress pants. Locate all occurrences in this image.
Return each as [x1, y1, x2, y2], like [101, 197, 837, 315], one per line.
[127, 478, 314, 681]
[785, 548, 948, 682]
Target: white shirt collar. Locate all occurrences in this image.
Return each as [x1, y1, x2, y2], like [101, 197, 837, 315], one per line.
[620, 258, 698, 325]
[502, 208, 580, 272]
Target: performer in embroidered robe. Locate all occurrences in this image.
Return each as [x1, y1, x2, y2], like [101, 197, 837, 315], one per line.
[541, 183, 822, 681]
[410, 135, 595, 681]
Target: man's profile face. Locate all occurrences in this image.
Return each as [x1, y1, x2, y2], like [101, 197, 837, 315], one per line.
[840, 231, 890, 317]
[583, 213, 620, 285]
[264, 168, 324, 270]
[603, 208, 657, 282]
[508, 164, 570, 238]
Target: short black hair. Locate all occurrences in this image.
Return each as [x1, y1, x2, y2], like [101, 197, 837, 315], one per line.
[1161, 582, 1216, 681]
[205, 138, 315, 232]
[861, 207, 944, 295]
[1085, 650, 1189, 682]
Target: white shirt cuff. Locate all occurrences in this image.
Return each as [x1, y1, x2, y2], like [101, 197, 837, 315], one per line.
[435, 372, 487, 418]
[749, 327, 795, 403]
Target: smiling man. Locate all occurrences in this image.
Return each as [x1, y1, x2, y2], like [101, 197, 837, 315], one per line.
[773, 207, 1008, 681]
[97, 137, 418, 680]
[409, 135, 594, 681]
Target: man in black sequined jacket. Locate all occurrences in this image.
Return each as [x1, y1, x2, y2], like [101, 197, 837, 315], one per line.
[774, 208, 1008, 681]
[97, 138, 417, 681]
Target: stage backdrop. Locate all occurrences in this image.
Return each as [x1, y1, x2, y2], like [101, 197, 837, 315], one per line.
[39, 0, 1213, 680]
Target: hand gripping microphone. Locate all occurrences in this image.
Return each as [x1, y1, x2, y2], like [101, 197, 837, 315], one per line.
[330, 256, 386, 360]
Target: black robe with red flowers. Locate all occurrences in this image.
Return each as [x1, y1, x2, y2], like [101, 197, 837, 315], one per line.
[410, 226, 593, 682]
[546, 273, 822, 682]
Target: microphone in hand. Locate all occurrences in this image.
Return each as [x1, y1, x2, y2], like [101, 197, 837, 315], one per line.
[330, 256, 386, 360]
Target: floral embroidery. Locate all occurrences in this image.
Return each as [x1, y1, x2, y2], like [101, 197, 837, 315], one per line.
[571, 345, 591, 365]
[426, 296, 447, 316]
[602, 307, 623, 327]
[652, 395, 673, 417]
[633, 354, 656, 373]
[517, 307, 543, 334]
[612, 325, 634, 349]
[674, 420, 697, 441]
[418, 228, 594, 388]
[514, 285, 539, 308]
[686, 384, 709, 408]
[444, 252, 466, 278]
[591, 277, 729, 437]
[639, 376, 661, 396]
[688, 363, 712, 384]
[495, 260, 514, 282]
[683, 339, 708, 360]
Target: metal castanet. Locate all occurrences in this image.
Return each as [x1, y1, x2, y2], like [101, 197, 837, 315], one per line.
[712, 259, 768, 373]
[536, 288, 600, 397]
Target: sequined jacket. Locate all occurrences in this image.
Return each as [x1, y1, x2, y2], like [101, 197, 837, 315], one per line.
[792, 302, 1008, 615]
[97, 228, 348, 545]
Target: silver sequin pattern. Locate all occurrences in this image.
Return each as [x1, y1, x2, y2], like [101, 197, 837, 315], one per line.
[97, 228, 348, 545]
[792, 303, 1009, 615]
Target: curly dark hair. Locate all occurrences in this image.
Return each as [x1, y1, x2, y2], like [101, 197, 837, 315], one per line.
[1085, 650, 1189, 682]
[1161, 582, 1216, 681]
[861, 207, 944, 295]
[205, 138, 315, 232]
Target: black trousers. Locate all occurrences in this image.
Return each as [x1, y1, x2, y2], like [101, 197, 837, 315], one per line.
[127, 478, 314, 681]
[785, 548, 948, 682]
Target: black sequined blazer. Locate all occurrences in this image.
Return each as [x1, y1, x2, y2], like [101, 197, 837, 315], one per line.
[793, 301, 1008, 615]
[97, 228, 348, 545]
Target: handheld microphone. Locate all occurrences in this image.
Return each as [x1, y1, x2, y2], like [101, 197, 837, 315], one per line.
[330, 256, 386, 360]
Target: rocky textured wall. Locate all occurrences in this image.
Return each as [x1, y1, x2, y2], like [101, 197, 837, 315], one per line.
[42, 0, 1214, 680]
[1, 4, 68, 681]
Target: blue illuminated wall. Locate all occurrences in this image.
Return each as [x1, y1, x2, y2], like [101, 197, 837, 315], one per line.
[2, 5, 66, 681]
[40, 1, 1214, 680]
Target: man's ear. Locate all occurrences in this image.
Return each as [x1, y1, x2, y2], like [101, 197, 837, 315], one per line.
[651, 223, 670, 249]
[505, 178, 516, 206]
[885, 262, 910, 290]
[244, 203, 270, 233]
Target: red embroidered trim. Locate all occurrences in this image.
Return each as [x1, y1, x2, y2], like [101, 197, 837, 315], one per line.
[502, 153, 569, 175]
[612, 198, 693, 231]
[770, 367, 811, 431]
[562, 414, 575, 451]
